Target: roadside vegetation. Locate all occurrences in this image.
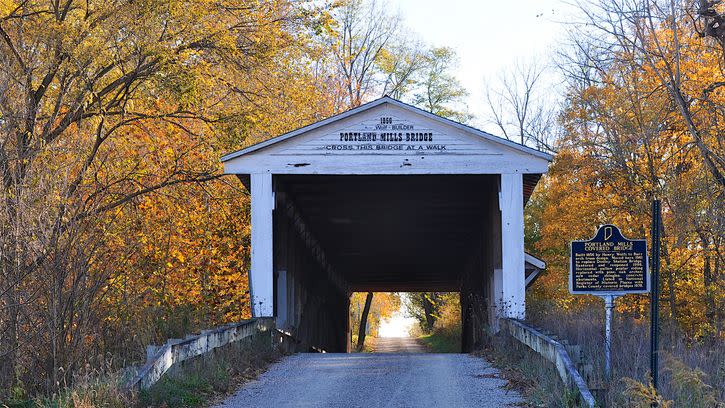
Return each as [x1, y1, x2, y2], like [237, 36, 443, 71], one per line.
[480, 334, 577, 407]
[517, 0, 725, 405]
[1, 0, 723, 404]
[139, 344, 278, 408]
[526, 306, 723, 407]
[405, 293, 461, 353]
[349, 292, 400, 351]
[3, 337, 279, 408]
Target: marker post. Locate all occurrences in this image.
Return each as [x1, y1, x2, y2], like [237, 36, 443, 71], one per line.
[650, 200, 661, 393]
[601, 294, 618, 382]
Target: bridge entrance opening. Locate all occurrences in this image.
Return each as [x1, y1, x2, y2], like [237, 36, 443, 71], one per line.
[278, 174, 496, 292]
[221, 97, 551, 353]
[349, 292, 462, 353]
[270, 174, 509, 353]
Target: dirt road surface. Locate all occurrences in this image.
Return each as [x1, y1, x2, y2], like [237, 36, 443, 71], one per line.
[214, 350, 522, 408]
[372, 336, 427, 353]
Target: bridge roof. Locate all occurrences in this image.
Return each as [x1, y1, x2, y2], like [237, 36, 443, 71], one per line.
[221, 96, 553, 176]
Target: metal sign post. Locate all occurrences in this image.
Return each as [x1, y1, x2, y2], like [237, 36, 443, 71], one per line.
[600, 294, 619, 382]
[650, 200, 661, 392]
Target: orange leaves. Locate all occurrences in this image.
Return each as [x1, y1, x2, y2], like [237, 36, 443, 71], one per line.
[528, 17, 724, 336]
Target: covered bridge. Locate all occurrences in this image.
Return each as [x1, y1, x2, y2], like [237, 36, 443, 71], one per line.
[222, 96, 552, 352]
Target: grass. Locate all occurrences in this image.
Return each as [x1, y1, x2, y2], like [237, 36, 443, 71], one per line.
[479, 333, 577, 407]
[139, 342, 278, 408]
[527, 304, 725, 407]
[2, 338, 279, 408]
[2, 370, 135, 408]
[419, 332, 461, 353]
[350, 334, 376, 352]
[139, 364, 227, 408]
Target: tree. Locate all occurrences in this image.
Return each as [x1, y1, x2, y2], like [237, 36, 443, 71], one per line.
[0, 0, 329, 393]
[412, 47, 472, 123]
[356, 292, 374, 351]
[405, 292, 445, 332]
[350, 291, 400, 350]
[325, 0, 400, 108]
[528, 0, 724, 338]
[484, 59, 560, 151]
[378, 35, 426, 99]
[570, 0, 724, 189]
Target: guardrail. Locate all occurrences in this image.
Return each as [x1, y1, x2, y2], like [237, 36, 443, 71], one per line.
[126, 317, 275, 390]
[501, 318, 597, 408]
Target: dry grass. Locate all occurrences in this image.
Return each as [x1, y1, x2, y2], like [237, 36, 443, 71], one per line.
[527, 303, 724, 407]
[2, 338, 279, 408]
[478, 333, 577, 407]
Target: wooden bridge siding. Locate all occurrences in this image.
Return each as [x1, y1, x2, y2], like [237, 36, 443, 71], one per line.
[460, 179, 502, 352]
[259, 173, 527, 353]
[272, 186, 350, 352]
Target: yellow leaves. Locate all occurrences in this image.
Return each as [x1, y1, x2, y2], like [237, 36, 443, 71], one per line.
[349, 292, 401, 337]
[0, 0, 18, 17]
[530, 16, 724, 336]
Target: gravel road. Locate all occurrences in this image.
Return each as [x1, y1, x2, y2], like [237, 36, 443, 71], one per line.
[372, 336, 427, 353]
[214, 351, 522, 407]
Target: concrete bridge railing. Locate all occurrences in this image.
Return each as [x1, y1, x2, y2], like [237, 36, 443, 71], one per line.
[501, 318, 597, 408]
[126, 317, 275, 390]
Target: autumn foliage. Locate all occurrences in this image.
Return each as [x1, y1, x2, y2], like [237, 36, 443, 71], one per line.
[0, 0, 723, 404]
[528, 0, 724, 339]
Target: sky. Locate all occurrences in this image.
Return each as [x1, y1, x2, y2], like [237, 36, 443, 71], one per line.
[378, 309, 417, 337]
[387, 0, 574, 132]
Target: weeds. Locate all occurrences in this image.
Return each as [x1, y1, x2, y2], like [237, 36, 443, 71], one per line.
[479, 333, 575, 407]
[2, 339, 277, 408]
[527, 304, 725, 406]
[419, 332, 461, 353]
[619, 378, 671, 408]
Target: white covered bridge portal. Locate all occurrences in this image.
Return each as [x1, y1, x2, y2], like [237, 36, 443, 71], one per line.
[222, 97, 552, 352]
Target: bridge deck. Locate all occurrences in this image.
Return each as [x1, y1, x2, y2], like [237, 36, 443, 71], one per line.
[213, 353, 522, 408]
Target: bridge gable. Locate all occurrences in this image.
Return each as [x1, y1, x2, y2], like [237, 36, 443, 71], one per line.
[222, 97, 552, 175]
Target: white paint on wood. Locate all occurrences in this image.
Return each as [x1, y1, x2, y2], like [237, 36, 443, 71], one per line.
[221, 96, 553, 163]
[278, 114, 485, 156]
[223, 101, 551, 175]
[499, 173, 526, 319]
[251, 173, 274, 317]
[525, 252, 546, 269]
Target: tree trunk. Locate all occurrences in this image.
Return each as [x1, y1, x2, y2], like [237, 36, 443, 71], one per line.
[355, 292, 373, 352]
[716, 257, 722, 337]
[0, 184, 21, 390]
[704, 255, 716, 328]
[660, 229, 677, 320]
[423, 294, 436, 331]
[423, 292, 438, 332]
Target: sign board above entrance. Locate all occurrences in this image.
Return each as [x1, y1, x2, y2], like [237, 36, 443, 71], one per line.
[276, 115, 488, 156]
[569, 224, 649, 295]
[221, 97, 553, 175]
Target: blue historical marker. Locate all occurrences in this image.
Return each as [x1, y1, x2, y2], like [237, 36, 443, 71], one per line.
[570, 224, 649, 295]
[569, 224, 649, 383]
